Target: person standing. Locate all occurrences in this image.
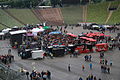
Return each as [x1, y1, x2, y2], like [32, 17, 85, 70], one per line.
[99, 78, 102, 80]
[68, 64, 71, 72]
[100, 58, 102, 64]
[89, 63, 92, 70]
[105, 59, 108, 65]
[82, 64, 85, 71]
[43, 73, 47, 80]
[47, 70, 51, 80]
[107, 67, 110, 74]
[79, 77, 83, 80]
[94, 76, 97, 80]
[101, 65, 104, 73]
[8, 49, 11, 55]
[89, 55, 92, 61]
[110, 60, 113, 66]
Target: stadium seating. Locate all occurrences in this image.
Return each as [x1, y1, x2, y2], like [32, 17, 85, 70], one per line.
[107, 9, 120, 24]
[33, 8, 64, 25]
[61, 5, 83, 24]
[0, 24, 6, 30]
[0, 9, 22, 28]
[0, 1, 120, 29]
[87, 2, 109, 24]
[6, 9, 40, 25]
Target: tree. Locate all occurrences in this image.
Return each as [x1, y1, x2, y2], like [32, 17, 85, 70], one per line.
[92, 0, 102, 3]
[50, 0, 62, 7]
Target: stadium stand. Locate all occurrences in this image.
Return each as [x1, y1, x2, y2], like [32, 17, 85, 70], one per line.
[33, 8, 64, 25]
[107, 8, 120, 24]
[34, 9, 45, 22]
[0, 1, 120, 28]
[106, 1, 120, 24]
[6, 9, 40, 25]
[0, 9, 22, 28]
[61, 5, 83, 24]
[109, 1, 120, 9]
[87, 2, 109, 24]
[0, 24, 5, 30]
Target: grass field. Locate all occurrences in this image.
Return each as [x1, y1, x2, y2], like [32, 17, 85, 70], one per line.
[0, 24, 5, 30]
[61, 5, 83, 24]
[107, 9, 120, 24]
[0, 9, 22, 29]
[6, 9, 40, 25]
[110, 1, 120, 8]
[87, 2, 109, 24]
[107, 1, 120, 24]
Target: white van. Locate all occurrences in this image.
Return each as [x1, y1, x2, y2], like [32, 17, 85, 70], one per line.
[31, 50, 45, 59]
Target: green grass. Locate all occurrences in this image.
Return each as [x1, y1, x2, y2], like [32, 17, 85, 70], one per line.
[107, 9, 120, 24]
[87, 2, 109, 24]
[61, 5, 83, 24]
[110, 1, 120, 8]
[0, 24, 5, 30]
[7, 9, 40, 25]
[107, 1, 120, 24]
[0, 9, 22, 28]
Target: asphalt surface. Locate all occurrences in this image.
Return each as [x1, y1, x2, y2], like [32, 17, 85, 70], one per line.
[0, 26, 120, 80]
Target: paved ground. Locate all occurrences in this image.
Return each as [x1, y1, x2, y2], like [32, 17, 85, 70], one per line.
[0, 26, 120, 80]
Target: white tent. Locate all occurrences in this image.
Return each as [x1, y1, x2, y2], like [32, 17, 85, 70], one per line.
[31, 28, 44, 36]
[31, 28, 44, 32]
[2, 28, 12, 33]
[10, 30, 27, 35]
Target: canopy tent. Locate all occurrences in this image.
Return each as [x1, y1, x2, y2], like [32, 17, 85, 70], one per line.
[31, 28, 44, 32]
[31, 28, 44, 36]
[2, 28, 12, 33]
[95, 43, 108, 52]
[39, 26, 43, 28]
[49, 31, 61, 35]
[10, 30, 27, 35]
[0, 32, 4, 36]
[86, 32, 105, 37]
[13, 26, 18, 28]
[104, 35, 110, 37]
[96, 43, 108, 46]
[43, 26, 50, 30]
[66, 33, 77, 37]
[26, 33, 34, 36]
[80, 37, 96, 42]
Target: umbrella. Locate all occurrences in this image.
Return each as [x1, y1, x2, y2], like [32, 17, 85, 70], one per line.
[104, 35, 110, 37]
[67, 33, 77, 37]
[43, 26, 50, 30]
[80, 37, 96, 42]
[49, 31, 61, 34]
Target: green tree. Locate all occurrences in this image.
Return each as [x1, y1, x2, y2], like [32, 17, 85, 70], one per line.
[92, 0, 102, 3]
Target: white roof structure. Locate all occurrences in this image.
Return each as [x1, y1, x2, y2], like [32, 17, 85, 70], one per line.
[2, 28, 12, 33]
[31, 28, 44, 32]
[10, 30, 27, 35]
[0, 32, 4, 35]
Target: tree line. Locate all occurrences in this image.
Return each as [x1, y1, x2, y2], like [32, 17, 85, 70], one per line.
[0, 0, 116, 8]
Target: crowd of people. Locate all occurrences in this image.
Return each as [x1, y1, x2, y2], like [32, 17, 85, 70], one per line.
[84, 55, 92, 61]
[79, 74, 102, 80]
[0, 54, 14, 64]
[1, 24, 120, 80]
[5, 24, 118, 59]
[29, 70, 51, 80]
